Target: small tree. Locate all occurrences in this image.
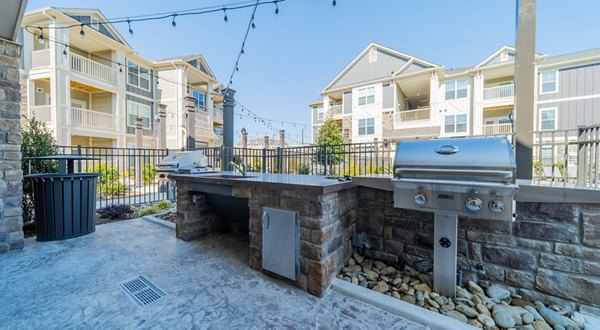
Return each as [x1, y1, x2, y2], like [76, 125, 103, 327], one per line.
[21, 117, 59, 224]
[316, 117, 344, 167]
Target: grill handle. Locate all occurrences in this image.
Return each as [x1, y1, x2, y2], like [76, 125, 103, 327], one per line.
[393, 177, 519, 190]
[394, 168, 514, 179]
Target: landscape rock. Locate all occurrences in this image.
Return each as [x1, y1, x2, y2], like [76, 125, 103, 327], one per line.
[456, 304, 478, 318]
[401, 295, 416, 304]
[535, 302, 577, 328]
[455, 297, 475, 307]
[487, 285, 511, 301]
[493, 310, 516, 328]
[520, 311, 534, 325]
[379, 266, 396, 275]
[524, 305, 544, 321]
[372, 281, 389, 293]
[343, 264, 362, 273]
[353, 253, 363, 264]
[391, 291, 401, 299]
[467, 319, 483, 328]
[532, 320, 552, 330]
[467, 280, 485, 295]
[413, 283, 431, 293]
[427, 298, 440, 309]
[516, 325, 535, 330]
[570, 311, 585, 328]
[445, 310, 468, 323]
[477, 314, 495, 327]
[476, 303, 490, 316]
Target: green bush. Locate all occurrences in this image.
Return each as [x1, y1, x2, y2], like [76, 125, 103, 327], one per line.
[142, 163, 157, 185]
[316, 118, 344, 166]
[21, 117, 59, 224]
[135, 200, 171, 217]
[297, 163, 310, 175]
[93, 163, 127, 197]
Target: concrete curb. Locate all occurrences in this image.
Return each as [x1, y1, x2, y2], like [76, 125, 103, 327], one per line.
[331, 278, 476, 330]
[141, 215, 176, 230]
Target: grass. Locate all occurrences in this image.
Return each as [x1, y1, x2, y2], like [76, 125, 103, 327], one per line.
[135, 200, 172, 217]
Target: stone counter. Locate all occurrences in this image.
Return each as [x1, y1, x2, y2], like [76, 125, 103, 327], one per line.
[171, 173, 357, 297]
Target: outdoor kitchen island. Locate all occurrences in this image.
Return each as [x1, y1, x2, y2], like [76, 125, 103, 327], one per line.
[168, 172, 357, 297]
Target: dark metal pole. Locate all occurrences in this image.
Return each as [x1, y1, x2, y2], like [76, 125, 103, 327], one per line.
[514, 0, 537, 180]
[223, 88, 236, 167]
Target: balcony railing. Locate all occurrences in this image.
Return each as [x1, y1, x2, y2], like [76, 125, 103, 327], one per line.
[30, 105, 52, 122]
[329, 104, 343, 116]
[395, 108, 430, 122]
[482, 123, 512, 135]
[71, 107, 117, 131]
[31, 49, 50, 68]
[483, 84, 514, 101]
[70, 53, 116, 84]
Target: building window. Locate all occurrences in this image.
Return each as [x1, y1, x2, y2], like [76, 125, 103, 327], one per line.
[540, 70, 558, 94]
[315, 106, 324, 120]
[444, 114, 467, 133]
[127, 61, 150, 91]
[192, 90, 205, 110]
[358, 86, 375, 105]
[358, 118, 375, 135]
[540, 108, 556, 130]
[127, 101, 151, 129]
[541, 146, 553, 165]
[445, 79, 468, 100]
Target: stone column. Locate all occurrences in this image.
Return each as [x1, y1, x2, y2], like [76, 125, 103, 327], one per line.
[222, 88, 235, 167]
[0, 39, 24, 253]
[184, 96, 195, 149]
[264, 136, 269, 149]
[241, 127, 248, 149]
[157, 103, 167, 149]
[279, 129, 285, 147]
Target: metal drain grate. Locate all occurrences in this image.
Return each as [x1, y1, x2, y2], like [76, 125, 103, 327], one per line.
[119, 275, 166, 307]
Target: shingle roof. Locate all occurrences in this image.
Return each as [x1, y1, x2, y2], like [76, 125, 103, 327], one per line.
[542, 48, 600, 65]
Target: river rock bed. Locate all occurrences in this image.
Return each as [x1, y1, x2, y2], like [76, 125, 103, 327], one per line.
[338, 253, 586, 329]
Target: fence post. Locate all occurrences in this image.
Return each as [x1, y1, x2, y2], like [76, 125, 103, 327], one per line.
[220, 145, 225, 171]
[276, 147, 283, 174]
[77, 144, 82, 172]
[577, 125, 587, 186]
[262, 148, 267, 173]
[323, 145, 328, 176]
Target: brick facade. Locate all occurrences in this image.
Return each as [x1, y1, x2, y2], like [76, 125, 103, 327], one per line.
[356, 187, 600, 314]
[0, 39, 24, 254]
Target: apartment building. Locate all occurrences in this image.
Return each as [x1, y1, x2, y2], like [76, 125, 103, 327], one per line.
[18, 7, 223, 149]
[309, 43, 600, 153]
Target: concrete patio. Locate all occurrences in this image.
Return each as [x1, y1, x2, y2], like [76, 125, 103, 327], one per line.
[0, 219, 424, 329]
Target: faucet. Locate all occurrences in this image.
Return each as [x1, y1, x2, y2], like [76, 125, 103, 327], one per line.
[228, 161, 246, 177]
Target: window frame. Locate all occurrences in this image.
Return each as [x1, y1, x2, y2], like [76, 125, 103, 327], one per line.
[316, 106, 324, 120]
[358, 117, 375, 136]
[445, 79, 468, 100]
[540, 70, 558, 94]
[192, 90, 205, 110]
[540, 107, 557, 131]
[444, 114, 468, 134]
[541, 146, 554, 165]
[126, 101, 152, 129]
[127, 61, 151, 91]
[358, 86, 375, 105]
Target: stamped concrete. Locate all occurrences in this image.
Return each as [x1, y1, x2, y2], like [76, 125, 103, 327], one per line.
[0, 219, 424, 329]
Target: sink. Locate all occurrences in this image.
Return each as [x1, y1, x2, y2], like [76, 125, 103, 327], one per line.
[206, 174, 256, 179]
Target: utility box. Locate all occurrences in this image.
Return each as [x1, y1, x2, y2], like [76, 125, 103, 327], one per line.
[262, 207, 299, 280]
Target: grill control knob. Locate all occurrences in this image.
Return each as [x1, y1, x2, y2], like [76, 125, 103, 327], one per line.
[489, 200, 505, 213]
[414, 192, 427, 206]
[465, 197, 483, 212]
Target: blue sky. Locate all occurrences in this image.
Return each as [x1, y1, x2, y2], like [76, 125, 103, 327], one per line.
[26, 0, 600, 145]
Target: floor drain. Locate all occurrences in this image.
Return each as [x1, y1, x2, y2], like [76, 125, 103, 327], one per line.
[119, 275, 166, 307]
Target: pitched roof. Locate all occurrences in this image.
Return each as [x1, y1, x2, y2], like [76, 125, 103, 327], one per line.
[541, 48, 600, 66]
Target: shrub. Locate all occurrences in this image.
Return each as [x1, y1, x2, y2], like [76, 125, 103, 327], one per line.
[142, 163, 157, 185]
[93, 163, 127, 197]
[316, 118, 344, 167]
[21, 117, 59, 224]
[297, 163, 310, 175]
[135, 200, 171, 217]
[97, 204, 135, 220]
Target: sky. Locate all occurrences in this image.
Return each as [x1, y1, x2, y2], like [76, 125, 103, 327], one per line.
[26, 0, 600, 145]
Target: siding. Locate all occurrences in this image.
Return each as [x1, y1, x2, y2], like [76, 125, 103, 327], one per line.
[91, 92, 112, 113]
[403, 62, 429, 74]
[537, 98, 600, 131]
[539, 62, 600, 101]
[126, 94, 154, 133]
[330, 49, 410, 90]
[343, 91, 352, 114]
[382, 83, 394, 109]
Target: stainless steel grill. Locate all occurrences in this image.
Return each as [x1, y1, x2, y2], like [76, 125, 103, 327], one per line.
[156, 150, 216, 175]
[392, 136, 519, 297]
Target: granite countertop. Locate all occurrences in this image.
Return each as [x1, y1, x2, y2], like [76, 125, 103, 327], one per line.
[169, 171, 354, 194]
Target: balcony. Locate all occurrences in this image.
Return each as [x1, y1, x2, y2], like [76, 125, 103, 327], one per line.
[70, 53, 117, 84]
[482, 123, 512, 135]
[71, 107, 117, 131]
[394, 108, 430, 122]
[329, 104, 343, 117]
[213, 108, 223, 124]
[30, 105, 52, 122]
[483, 84, 514, 104]
[31, 49, 50, 69]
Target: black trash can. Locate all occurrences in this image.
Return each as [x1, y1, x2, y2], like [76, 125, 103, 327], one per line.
[25, 156, 100, 241]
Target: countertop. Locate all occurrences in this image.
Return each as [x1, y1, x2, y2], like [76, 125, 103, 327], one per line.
[169, 171, 354, 194]
[351, 174, 600, 203]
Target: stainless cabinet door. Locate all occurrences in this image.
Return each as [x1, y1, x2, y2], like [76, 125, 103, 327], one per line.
[262, 207, 299, 280]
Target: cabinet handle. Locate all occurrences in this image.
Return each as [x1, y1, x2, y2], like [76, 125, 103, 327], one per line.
[263, 211, 269, 230]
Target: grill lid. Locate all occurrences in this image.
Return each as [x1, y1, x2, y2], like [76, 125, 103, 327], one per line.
[393, 137, 516, 183]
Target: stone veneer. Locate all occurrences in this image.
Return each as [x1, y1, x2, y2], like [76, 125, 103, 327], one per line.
[0, 39, 24, 254]
[175, 180, 358, 297]
[356, 187, 600, 316]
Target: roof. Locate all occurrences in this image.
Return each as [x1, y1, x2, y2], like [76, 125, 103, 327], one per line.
[444, 66, 473, 75]
[542, 48, 600, 66]
[154, 54, 217, 81]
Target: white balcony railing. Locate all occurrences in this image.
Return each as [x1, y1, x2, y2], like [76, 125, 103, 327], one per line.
[70, 53, 116, 84]
[483, 84, 514, 101]
[30, 105, 52, 122]
[482, 123, 512, 135]
[395, 108, 430, 122]
[330, 104, 343, 116]
[71, 107, 117, 131]
[31, 49, 50, 68]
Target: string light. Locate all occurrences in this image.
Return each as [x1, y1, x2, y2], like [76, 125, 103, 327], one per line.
[37, 27, 44, 44]
[127, 19, 134, 35]
[171, 14, 177, 27]
[62, 45, 68, 55]
[251, 15, 256, 29]
[79, 24, 85, 38]
[274, 2, 279, 14]
[223, 8, 228, 22]
[332, 0, 337, 7]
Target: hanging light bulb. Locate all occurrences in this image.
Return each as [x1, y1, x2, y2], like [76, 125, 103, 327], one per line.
[274, 2, 279, 14]
[62, 45, 68, 55]
[37, 27, 44, 44]
[171, 14, 177, 27]
[241, 48, 245, 55]
[223, 8, 228, 22]
[332, 0, 337, 7]
[119, 65, 123, 73]
[80, 24, 85, 39]
[251, 15, 255, 29]
[127, 19, 134, 35]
